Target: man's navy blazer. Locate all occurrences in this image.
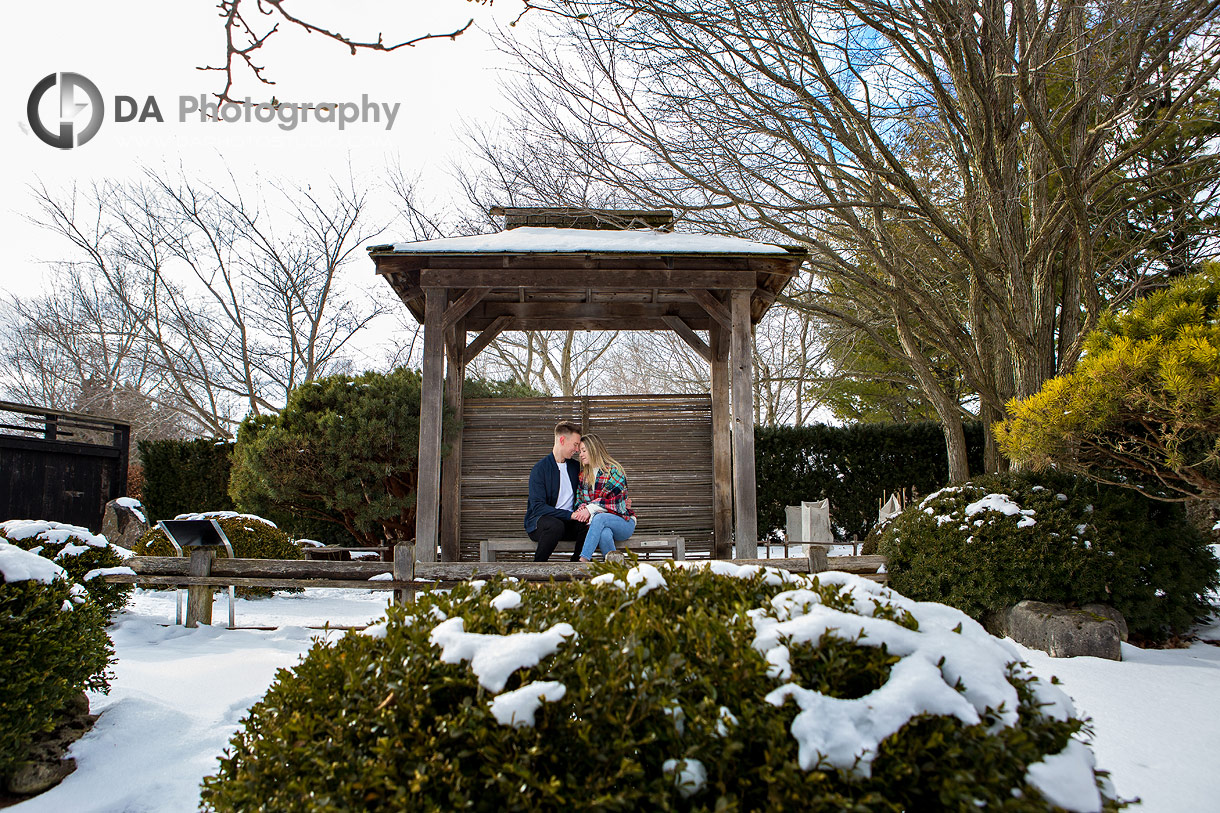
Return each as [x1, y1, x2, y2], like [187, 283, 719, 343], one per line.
[524, 454, 581, 533]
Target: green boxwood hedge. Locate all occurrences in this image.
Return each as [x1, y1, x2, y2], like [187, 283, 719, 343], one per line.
[0, 544, 113, 778]
[200, 563, 1121, 812]
[136, 512, 302, 598]
[138, 438, 236, 523]
[0, 520, 132, 617]
[877, 471, 1219, 643]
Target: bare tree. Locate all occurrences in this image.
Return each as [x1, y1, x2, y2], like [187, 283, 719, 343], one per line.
[0, 268, 197, 443]
[470, 329, 620, 396]
[599, 332, 709, 396]
[21, 170, 385, 437]
[204, 0, 485, 104]
[494, 0, 1220, 479]
[752, 299, 829, 427]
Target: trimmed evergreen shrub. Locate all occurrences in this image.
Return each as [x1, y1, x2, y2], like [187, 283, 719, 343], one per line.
[201, 563, 1121, 812]
[138, 438, 236, 523]
[0, 544, 113, 777]
[755, 421, 985, 541]
[229, 369, 539, 547]
[135, 512, 301, 598]
[877, 471, 1219, 643]
[0, 520, 132, 617]
[135, 512, 299, 559]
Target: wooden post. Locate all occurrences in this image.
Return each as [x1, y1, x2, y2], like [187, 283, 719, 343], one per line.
[730, 289, 758, 558]
[709, 323, 733, 559]
[807, 544, 829, 574]
[393, 541, 416, 604]
[114, 422, 130, 499]
[185, 548, 215, 627]
[440, 315, 466, 562]
[416, 287, 446, 563]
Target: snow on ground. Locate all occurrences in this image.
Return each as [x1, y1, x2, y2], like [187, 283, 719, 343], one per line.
[11, 584, 1220, 812]
[12, 588, 390, 813]
[1012, 635, 1220, 811]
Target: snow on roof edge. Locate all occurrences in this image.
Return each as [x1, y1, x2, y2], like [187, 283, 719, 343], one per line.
[369, 227, 801, 256]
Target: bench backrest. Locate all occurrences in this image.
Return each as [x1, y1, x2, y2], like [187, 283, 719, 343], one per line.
[459, 395, 713, 560]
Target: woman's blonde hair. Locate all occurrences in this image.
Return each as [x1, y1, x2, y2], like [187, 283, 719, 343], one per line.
[579, 432, 624, 482]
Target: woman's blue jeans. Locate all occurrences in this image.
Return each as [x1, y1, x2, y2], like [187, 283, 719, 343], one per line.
[579, 512, 636, 559]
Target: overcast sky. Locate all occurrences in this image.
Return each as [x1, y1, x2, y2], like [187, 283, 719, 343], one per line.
[3, 0, 531, 301]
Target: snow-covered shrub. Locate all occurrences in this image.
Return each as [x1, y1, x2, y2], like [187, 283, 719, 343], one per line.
[0, 543, 113, 777]
[136, 512, 301, 598]
[201, 563, 1121, 812]
[878, 472, 1218, 643]
[0, 520, 133, 616]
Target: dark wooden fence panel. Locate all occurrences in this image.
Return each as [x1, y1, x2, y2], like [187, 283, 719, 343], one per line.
[459, 395, 713, 560]
[0, 402, 130, 531]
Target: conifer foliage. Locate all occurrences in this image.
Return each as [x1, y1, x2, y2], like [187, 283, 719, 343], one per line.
[998, 270, 1220, 500]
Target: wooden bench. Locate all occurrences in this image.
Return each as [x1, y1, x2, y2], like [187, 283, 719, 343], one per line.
[302, 545, 390, 561]
[479, 536, 686, 562]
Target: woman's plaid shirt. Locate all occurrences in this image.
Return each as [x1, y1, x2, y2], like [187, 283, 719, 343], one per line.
[576, 464, 636, 520]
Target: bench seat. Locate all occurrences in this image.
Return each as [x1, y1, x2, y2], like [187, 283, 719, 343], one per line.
[479, 536, 685, 561]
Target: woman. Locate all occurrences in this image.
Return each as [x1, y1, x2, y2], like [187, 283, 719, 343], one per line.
[571, 432, 636, 561]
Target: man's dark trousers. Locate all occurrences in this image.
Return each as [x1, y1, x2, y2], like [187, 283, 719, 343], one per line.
[530, 516, 587, 562]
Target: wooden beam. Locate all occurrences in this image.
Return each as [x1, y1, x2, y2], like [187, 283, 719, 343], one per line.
[709, 324, 732, 559]
[468, 301, 714, 324]
[464, 315, 513, 364]
[730, 289, 758, 558]
[467, 317, 690, 333]
[662, 315, 711, 363]
[415, 287, 446, 563]
[442, 287, 490, 331]
[420, 267, 757, 290]
[440, 316, 466, 562]
[687, 289, 732, 327]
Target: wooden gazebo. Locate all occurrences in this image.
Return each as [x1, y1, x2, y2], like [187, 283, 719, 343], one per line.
[368, 208, 807, 561]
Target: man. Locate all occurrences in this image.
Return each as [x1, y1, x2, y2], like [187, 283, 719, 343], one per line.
[526, 420, 588, 561]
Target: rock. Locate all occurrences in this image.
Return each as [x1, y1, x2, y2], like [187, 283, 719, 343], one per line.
[5, 758, 76, 796]
[1081, 603, 1129, 642]
[1005, 600, 1122, 660]
[101, 498, 149, 550]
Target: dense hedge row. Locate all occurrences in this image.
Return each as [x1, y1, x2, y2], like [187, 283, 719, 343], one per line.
[201, 563, 1118, 811]
[877, 471, 1219, 643]
[137, 438, 236, 523]
[139, 437, 353, 545]
[755, 422, 984, 541]
[0, 546, 113, 777]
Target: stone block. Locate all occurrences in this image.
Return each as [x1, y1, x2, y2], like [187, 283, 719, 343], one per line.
[1005, 600, 1122, 660]
[100, 498, 149, 550]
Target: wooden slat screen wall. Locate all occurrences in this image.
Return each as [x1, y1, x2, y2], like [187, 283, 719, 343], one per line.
[459, 395, 714, 560]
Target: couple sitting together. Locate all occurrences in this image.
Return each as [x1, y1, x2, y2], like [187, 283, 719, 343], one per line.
[525, 421, 635, 562]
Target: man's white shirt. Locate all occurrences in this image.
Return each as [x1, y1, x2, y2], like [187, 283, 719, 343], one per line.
[555, 457, 574, 512]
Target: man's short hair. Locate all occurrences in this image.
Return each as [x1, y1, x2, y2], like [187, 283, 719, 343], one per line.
[554, 420, 583, 438]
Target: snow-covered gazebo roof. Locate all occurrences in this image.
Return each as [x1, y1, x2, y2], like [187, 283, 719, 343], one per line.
[367, 222, 806, 332]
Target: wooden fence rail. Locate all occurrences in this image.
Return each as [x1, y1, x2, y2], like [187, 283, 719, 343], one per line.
[103, 545, 887, 627]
